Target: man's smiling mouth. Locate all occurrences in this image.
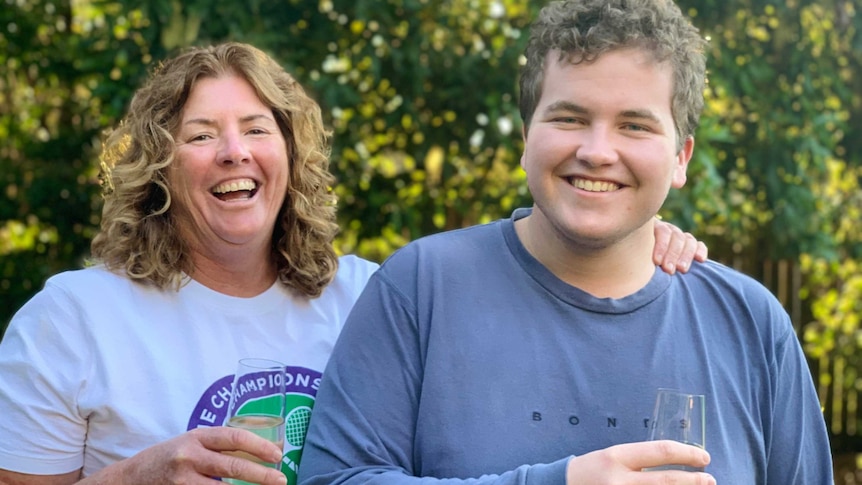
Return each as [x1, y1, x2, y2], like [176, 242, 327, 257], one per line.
[568, 177, 620, 192]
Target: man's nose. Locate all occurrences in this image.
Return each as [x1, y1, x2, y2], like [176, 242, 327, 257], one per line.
[575, 127, 617, 166]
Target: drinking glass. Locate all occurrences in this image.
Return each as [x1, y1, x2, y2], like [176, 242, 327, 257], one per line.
[222, 358, 287, 484]
[643, 388, 706, 472]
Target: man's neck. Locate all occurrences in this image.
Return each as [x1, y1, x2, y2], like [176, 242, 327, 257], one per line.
[514, 215, 656, 299]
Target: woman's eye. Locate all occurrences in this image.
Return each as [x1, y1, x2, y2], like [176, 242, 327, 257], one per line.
[189, 134, 212, 142]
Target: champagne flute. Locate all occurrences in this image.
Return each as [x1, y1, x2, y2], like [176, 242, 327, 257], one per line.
[222, 358, 287, 484]
[643, 388, 706, 472]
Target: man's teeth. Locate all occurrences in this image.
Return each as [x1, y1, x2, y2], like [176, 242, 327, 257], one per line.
[212, 180, 256, 194]
[571, 178, 620, 192]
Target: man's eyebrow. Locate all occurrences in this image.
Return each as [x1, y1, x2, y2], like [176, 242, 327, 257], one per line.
[542, 100, 590, 115]
[619, 109, 662, 124]
[543, 101, 662, 124]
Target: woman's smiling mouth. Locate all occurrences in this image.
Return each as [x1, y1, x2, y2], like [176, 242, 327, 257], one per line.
[211, 178, 259, 201]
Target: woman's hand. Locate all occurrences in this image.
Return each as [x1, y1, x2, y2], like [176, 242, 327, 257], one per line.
[653, 219, 708, 274]
[78, 427, 286, 485]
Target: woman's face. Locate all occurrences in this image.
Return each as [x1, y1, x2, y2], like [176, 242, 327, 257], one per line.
[170, 74, 290, 262]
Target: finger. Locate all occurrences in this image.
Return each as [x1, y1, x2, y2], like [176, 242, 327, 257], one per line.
[695, 240, 708, 262]
[651, 220, 672, 268]
[193, 427, 283, 464]
[653, 222, 686, 275]
[678, 237, 708, 271]
[627, 440, 711, 471]
[673, 233, 699, 274]
[642, 469, 716, 485]
[184, 428, 286, 485]
[210, 454, 287, 485]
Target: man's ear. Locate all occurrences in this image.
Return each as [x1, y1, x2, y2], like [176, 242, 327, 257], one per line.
[520, 124, 528, 171]
[671, 135, 694, 189]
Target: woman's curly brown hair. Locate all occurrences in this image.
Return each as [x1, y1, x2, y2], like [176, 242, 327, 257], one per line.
[91, 42, 339, 297]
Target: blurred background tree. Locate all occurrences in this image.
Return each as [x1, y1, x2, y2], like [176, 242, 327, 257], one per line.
[2, 0, 860, 476]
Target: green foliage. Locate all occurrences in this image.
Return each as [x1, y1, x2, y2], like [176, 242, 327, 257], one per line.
[669, 0, 861, 262]
[0, 0, 162, 323]
[801, 159, 862, 392]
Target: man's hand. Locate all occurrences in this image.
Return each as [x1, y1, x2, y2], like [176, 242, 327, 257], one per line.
[653, 219, 708, 275]
[566, 440, 715, 485]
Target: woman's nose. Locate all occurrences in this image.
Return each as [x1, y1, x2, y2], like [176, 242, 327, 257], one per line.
[216, 133, 251, 165]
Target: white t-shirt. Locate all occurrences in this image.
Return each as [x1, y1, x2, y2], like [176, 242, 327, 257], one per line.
[0, 255, 377, 479]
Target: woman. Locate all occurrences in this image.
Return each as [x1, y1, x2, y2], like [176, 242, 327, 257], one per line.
[0, 42, 705, 485]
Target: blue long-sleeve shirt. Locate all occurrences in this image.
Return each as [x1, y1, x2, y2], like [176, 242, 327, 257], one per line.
[299, 209, 833, 484]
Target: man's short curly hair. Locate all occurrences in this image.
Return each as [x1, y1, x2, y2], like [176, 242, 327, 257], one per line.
[519, 0, 707, 149]
[91, 42, 338, 298]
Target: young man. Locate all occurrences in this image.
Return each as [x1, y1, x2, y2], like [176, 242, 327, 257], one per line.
[297, 1, 833, 484]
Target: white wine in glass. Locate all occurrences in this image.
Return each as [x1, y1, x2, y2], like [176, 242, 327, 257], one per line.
[224, 415, 285, 466]
[222, 358, 287, 485]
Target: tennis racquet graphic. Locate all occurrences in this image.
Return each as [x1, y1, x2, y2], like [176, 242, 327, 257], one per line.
[283, 405, 312, 474]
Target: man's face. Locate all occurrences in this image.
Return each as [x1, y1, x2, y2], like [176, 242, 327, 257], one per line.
[520, 47, 692, 252]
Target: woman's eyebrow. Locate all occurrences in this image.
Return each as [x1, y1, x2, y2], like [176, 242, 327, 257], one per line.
[182, 113, 276, 128]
